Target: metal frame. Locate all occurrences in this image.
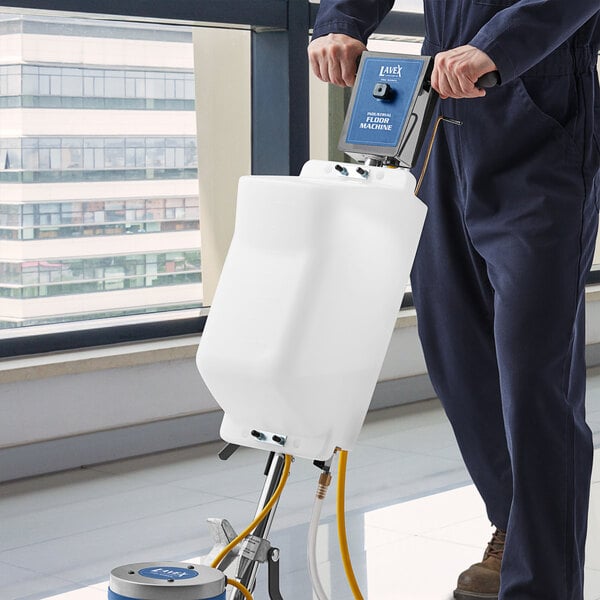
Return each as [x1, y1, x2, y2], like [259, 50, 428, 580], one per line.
[252, 0, 310, 176]
[0, 316, 207, 359]
[0, 0, 289, 29]
[0, 1, 425, 356]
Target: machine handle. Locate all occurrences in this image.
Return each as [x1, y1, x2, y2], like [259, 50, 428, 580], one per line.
[476, 71, 500, 89]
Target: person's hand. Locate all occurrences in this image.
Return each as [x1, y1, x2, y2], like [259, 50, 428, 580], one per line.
[308, 33, 367, 87]
[431, 45, 497, 99]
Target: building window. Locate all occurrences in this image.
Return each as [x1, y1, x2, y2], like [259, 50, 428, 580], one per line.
[1, 64, 195, 109]
[0, 251, 202, 301]
[0, 197, 200, 240]
[0, 136, 198, 182]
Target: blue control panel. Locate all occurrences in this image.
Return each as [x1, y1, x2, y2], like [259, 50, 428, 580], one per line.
[338, 52, 436, 167]
[345, 56, 424, 148]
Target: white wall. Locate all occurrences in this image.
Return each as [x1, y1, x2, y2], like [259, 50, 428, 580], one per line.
[0, 322, 421, 451]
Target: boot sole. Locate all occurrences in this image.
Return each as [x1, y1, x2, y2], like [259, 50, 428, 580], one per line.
[454, 590, 498, 600]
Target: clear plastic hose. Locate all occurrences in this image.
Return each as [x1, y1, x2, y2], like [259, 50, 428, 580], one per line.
[308, 493, 329, 600]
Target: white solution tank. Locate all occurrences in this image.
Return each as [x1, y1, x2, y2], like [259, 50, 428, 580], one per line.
[196, 160, 427, 461]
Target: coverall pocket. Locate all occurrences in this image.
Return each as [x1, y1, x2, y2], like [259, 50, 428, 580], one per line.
[514, 76, 579, 153]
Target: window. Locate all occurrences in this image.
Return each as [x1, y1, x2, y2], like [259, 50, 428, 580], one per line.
[0, 136, 197, 181]
[0, 197, 200, 240]
[0, 13, 203, 334]
[2, 64, 195, 109]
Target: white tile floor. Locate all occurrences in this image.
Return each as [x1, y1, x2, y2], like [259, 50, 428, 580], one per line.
[3, 367, 600, 600]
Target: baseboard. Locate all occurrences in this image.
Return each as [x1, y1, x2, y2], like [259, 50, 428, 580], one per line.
[0, 374, 434, 483]
[0, 411, 223, 483]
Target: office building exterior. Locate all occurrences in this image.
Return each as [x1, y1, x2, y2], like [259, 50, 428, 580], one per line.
[0, 15, 202, 329]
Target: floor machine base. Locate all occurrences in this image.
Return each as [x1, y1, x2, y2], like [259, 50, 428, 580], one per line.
[109, 448, 288, 600]
[108, 562, 226, 600]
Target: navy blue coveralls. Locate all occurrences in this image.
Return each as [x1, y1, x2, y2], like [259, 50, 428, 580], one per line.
[313, 2, 600, 599]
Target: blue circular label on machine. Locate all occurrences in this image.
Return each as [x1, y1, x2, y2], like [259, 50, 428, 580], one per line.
[138, 566, 199, 580]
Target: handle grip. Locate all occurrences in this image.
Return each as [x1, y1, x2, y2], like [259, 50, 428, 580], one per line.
[476, 71, 500, 89]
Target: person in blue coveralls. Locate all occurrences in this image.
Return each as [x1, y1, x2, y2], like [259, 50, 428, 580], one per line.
[309, 1, 600, 599]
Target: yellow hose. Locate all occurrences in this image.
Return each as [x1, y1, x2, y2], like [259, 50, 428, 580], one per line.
[211, 454, 293, 569]
[336, 449, 364, 600]
[227, 577, 253, 600]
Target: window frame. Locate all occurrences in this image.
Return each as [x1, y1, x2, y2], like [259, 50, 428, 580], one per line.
[0, 315, 207, 358]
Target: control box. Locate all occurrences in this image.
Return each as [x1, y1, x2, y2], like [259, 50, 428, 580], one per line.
[338, 52, 437, 167]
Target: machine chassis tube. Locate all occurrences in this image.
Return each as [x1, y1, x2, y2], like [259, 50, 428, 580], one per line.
[232, 452, 287, 599]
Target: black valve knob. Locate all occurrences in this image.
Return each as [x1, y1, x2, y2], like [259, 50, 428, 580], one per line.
[372, 83, 394, 101]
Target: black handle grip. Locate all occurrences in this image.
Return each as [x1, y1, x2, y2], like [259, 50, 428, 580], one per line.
[476, 71, 500, 89]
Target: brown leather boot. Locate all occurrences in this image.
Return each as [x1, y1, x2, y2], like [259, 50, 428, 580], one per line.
[453, 528, 505, 600]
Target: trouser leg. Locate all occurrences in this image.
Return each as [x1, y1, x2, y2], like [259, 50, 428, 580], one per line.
[413, 74, 599, 597]
[469, 177, 598, 600]
[411, 116, 513, 530]
[460, 72, 600, 599]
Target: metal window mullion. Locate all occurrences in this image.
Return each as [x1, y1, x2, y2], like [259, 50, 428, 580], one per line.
[0, 0, 288, 29]
[251, 0, 309, 176]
